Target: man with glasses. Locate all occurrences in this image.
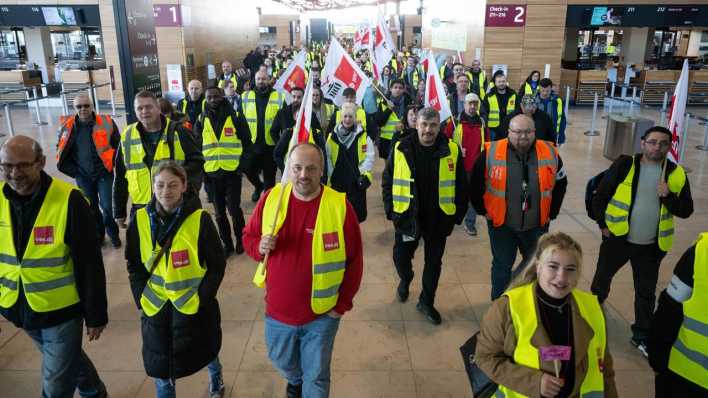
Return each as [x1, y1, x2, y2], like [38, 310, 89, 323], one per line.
[470, 114, 567, 299]
[56, 93, 122, 248]
[0, 135, 109, 397]
[590, 126, 693, 358]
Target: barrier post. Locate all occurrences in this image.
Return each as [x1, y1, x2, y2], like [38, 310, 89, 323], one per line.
[611, 82, 615, 97]
[696, 118, 708, 151]
[60, 83, 69, 115]
[109, 84, 117, 116]
[584, 92, 600, 136]
[31, 86, 47, 126]
[4, 104, 14, 136]
[92, 84, 100, 114]
[680, 113, 690, 165]
[564, 85, 571, 124]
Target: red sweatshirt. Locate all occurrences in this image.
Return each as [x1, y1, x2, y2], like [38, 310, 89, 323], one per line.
[243, 187, 364, 326]
[444, 117, 484, 173]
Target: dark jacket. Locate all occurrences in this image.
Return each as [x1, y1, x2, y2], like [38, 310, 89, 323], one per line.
[592, 154, 693, 232]
[469, 140, 568, 224]
[382, 133, 468, 237]
[375, 94, 412, 129]
[498, 109, 556, 143]
[193, 100, 251, 176]
[176, 95, 205, 125]
[273, 128, 328, 174]
[0, 172, 108, 330]
[481, 88, 517, 129]
[391, 127, 416, 152]
[56, 113, 121, 179]
[269, 103, 321, 149]
[113, 116, 205, 220]
[125, 198, 225, 379]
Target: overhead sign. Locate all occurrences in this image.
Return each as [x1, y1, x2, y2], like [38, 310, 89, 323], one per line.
[431, 22, 467, 52]
[0, 5, 100, 27]
[0, 5, 46, 27]
[485, 5, 527, 27]
[566, 5, 708, 27]
[153, 4, 182, 27]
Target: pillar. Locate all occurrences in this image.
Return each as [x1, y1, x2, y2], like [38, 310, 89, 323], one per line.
[23, 27, 54, 83]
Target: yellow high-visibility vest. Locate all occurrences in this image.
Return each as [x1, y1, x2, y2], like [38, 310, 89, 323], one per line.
[255, 183, 347, 314]
[452, 118, 486, 154]
[326, 131, 371, 183]
[0, 178, 80, 312]
[201, 115, 243, 172]
[379, 99, 401, 141]
[486, 93, 516, 128]
[120, 120, 185, 206]
[136, 208, 206, 316]
[497, 283, 607, 398]
[466, 70, 487, 100]
[391, 141, 458, 216]
[668, 232, 708, 389]
[241, 90, 283, 146]
[217, 75, 238, 90]
[605, 161, 686, 251]
[179, 98, 206, 114]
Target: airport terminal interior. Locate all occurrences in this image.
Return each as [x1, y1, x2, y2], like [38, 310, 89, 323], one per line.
[0, 0, 707, 397]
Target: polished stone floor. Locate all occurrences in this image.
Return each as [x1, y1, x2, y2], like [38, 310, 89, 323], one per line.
[0, 102, 706, 397]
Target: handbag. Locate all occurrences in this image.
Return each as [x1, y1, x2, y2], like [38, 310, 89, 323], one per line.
[460, 331, 498, 398]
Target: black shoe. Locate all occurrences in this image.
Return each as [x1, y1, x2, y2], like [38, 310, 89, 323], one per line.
[416, 301, 442, 325]
[110, 237, 122, 249]
[630, 337, 649, 359]
[285, 383, 302, 398]
[396, 280, 410, 302]
[251, 189, 262, 203]
[223, 245, 235, 258]
[235, 239, 245, 255]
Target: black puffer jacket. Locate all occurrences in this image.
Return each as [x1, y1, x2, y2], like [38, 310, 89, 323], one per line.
[125, 198, 226, 379]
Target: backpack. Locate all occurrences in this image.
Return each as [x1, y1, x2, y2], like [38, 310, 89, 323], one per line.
[585, 170, 607, 220]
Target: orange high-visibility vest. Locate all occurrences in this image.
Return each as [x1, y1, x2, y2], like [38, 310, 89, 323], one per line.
[56, 114, 115, 173]
[483, 139, 558, 227]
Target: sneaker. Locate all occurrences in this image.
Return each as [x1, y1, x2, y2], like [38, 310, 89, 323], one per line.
[463, 223, 477, 236]
[209, 381, 225, 398]
[416, 301, 442, 325]
[223, 244, 235, 258]
[235, 239, 245, 255]
[110, 237, 122, 248]
[286, 383, 302, 398]
[630, 337, 649, 359]
[396, 279, 410, 302]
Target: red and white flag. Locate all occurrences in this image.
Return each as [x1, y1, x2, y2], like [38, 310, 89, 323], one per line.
[283, 75, 315, 183]
[353, 21, 371, 53]
[372, 14, 395, 80]
[666, 59, 689, 163]
[274, 49, 308, 105]
[424, 50, 452, 122]
[321, 38, 371, 107]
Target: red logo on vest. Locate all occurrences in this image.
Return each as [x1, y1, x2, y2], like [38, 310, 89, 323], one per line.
[224, 127, 234, 136]
[362, 143, 367, 152]
[171, 250, 190, 268]
[33, 226, 54, 245]
[322, 232, 340, 251]
[447, 158, 454, 172]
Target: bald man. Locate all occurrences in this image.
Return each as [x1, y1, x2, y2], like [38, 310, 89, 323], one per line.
[177, 79, 205, 125]
[56, 92, 122, 247]
[241, 69, 284, 202]
[470, 114, 568, 299]
[0, 135, 109, 397]
[217, 60, 237, 90]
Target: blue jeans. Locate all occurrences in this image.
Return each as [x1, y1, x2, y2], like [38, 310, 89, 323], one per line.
[265, 315, 341, 398]
[25, 317, 106, 398]
[154, 357, 223, 398]
[464, 207, 477, 230]
[487, 220, 547, 300]
[75, 173, 119, 241]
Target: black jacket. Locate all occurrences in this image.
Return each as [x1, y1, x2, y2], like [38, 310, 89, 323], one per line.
[0, 173, 108, 330]
[382, 133, 468, 237]
[592, 154, 693, 231]
[125, 198, 225, 379]
[193, 101, 251, 176]
[56, 113, 121, 179]
[481, 88, 517, 128]
[177, 95, 205, 125]
[269, 103, 322, 149]
[498, 109, 556, 143]
[375, 94, 412, 128]
[469, 140, 568, 223]
[113, 116, 205, 220]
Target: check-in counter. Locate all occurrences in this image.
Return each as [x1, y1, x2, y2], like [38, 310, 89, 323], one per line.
[561, 69, 606, 105]
[0, 70, 42, 103]
[59, 69, 112, 102]
[688, 70, 708, 105]
[639, 70, 677, 105]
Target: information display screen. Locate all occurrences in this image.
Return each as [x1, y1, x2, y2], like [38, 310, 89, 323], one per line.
[567, 5, 708, 27]
[42, 7, 77, 26]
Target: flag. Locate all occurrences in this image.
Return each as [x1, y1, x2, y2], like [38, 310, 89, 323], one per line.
[424, 50, 452, 122]
[666, 59, 689, 163]
[372, 14, 395, 80]
[273, 49, 308, 105]
[419, 49, 431, 74]
[353, 22, 371, 53]
[282, 75, 315, 183]
[321, 38, 371, 107]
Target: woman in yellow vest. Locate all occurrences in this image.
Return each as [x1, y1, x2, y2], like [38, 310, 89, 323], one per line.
[125, 161, 227, 398]
[519, 70, 542, 97]
[476, 232, 618, 398]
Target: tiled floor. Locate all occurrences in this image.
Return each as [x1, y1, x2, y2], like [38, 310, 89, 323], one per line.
[0, 102, 706, 397]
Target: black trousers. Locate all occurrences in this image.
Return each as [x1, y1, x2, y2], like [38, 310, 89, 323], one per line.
[393, 232, 447, 306]
[207, 171, 245, 249]
[590, 236, 666, 341]
[378, 139, 391, 160]
[655, 369, 708, 398]
[245, 147, 277, 193]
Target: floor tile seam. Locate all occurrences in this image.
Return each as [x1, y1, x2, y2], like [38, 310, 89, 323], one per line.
[398, 307, 420, 398]
[0, 329, 21, 352]
[561, 208, 599, 235]
[234, 313, 258, 373]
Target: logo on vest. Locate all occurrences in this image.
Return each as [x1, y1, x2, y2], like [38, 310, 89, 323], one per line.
[224, 127, 234, 137]
[447, 158, 454, 172]
[362, 143, 367, 152]
[33, 226, 54, 245]
[171, 250, 190, 268]
[322, 232, 340, 251]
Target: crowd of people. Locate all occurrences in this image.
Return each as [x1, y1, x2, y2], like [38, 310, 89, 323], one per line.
[0, 40, 703, 398]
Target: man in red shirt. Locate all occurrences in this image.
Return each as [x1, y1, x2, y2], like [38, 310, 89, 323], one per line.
[444, 93, 485, 236]
[243, 143, 363, 398]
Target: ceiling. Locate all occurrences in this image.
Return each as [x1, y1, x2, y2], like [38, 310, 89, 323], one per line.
[271, 0, 384, 12]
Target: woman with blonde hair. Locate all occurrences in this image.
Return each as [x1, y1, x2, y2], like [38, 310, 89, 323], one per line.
[476, 231, 618, 397]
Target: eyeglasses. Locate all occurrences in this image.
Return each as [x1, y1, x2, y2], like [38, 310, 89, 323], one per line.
[0, 159, 38, 173]
[644, 139, 670, 148]
[75, 104, 92, 109]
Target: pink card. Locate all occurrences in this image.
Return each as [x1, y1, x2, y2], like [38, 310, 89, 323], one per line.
[540, 345, 572, 361]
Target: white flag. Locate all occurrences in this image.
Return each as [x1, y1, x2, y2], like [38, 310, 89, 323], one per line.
[321, 38, 371, 107]
[372, 13, 396, 81]
[282, 75, 315, 183]
[666, 59, 689, 164]
[353, 21, 371, 53]
[424, 50, 452, 122]
[273, 49, 308, 105]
